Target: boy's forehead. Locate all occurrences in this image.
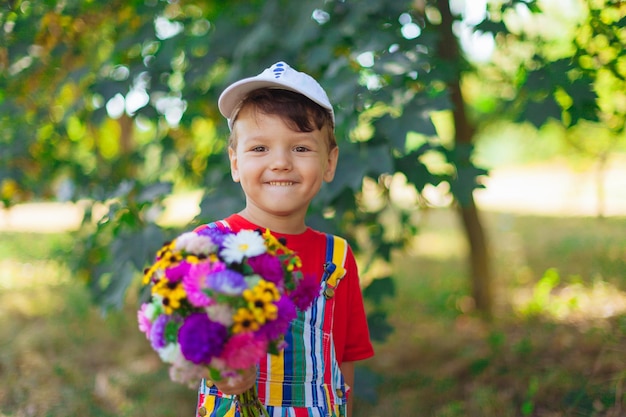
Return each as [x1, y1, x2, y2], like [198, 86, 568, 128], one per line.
[234, 107, 315, 133]
[232, 108, 330, 147]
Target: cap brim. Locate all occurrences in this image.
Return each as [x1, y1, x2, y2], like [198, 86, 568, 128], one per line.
[218, 78, 305, 121]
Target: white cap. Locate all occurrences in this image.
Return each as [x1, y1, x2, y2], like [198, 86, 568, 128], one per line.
[218, 61, 334, 130]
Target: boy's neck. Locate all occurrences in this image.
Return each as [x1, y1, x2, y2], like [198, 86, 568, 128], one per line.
[237, 208, 308, 235]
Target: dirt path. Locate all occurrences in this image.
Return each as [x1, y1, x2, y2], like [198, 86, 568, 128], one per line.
[1, 162, 625, 233]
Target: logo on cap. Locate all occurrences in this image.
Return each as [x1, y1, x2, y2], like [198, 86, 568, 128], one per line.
[271, 63, 286, 78]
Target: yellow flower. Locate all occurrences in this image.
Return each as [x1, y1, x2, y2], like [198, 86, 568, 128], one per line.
[261, 229, 301, 275]
[156, 241, 175, 259]
[152, 277, 186, 314]
[262, 229, 295, 256]
[142, 264, 158, 285]
[232, 308, 260, 333]
[258, 280, 280, 301]
[162, 251, 182, 267]
[184, 254, 202, 264]
[243, 280, 280, 324]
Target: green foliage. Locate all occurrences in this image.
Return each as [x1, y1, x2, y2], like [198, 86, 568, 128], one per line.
[519, 268, 561, 318]
[1, 0, 624, 329]
[362, 276, 396, 342]
[71, 181, 173, 310]
[521, 376, 539, 416]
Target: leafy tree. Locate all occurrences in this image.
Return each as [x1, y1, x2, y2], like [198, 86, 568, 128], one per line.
[1, 0, 622, 328]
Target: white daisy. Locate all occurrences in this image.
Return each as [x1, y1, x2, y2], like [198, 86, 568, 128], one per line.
[174, 232, 216, 255]
[158, 343, 183, 364]
[144, 301, 159, 320]
[220, 230, 266, 263]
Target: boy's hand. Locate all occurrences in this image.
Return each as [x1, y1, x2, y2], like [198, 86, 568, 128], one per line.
[212, 366, 257, 395]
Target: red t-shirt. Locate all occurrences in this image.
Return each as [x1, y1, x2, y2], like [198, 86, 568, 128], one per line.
[221, 214, 374, 364]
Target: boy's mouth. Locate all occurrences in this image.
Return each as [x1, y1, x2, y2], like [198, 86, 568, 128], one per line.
[267, 181, 294, 186]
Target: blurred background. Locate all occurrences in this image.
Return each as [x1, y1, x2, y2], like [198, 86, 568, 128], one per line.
[1, 1, 625, 416]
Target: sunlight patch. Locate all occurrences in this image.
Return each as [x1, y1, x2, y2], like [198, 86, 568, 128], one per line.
[513, 268, 626, 323]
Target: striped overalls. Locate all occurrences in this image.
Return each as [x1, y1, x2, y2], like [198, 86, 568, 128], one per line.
[195, 231, 348, 417]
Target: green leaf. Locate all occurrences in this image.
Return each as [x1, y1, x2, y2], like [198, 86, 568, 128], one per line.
[90, 261, 135, 311]
[373, 114, 411, 150]
[363, 276, 396, 306]
[469, 357, 490, 376]
[366, 310, 394, 343]
[394, 149, 442, 192]
[474, 20, 508, 34]
[522, 95, 563, 128]
[137, 182, 173, 204]
[567, 77, 599, 125]
[199, 183, 245, 223]
[324, 142, 394, 200]
[449, 164, 488, 207]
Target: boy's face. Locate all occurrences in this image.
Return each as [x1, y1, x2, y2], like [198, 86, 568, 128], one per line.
[228, 106, 338, 223]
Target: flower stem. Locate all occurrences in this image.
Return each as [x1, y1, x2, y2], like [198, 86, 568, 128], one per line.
[237, 385, 269, 417]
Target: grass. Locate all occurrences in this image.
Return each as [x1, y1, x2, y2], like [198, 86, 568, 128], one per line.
[1, 210, 625, 417]
[356, 210, 626, 417]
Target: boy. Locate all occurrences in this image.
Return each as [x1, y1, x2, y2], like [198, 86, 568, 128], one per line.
[195, 61, 374, 417]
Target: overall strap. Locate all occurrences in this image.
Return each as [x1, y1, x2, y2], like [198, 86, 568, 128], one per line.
[256, 233, 350, 412]
[194, 220, 230, 233]
[321, 234, 348, 299]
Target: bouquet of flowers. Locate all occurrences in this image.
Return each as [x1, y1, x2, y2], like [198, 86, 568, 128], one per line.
[137, 226, 320, 417]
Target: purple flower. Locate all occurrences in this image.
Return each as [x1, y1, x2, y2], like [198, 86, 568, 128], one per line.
[178, 313, 228, 365]
[150, 314, 170, 350]
[196, 227, 232, 246]
[290, 273, 320, 311]
[258, 296, 297, 341]
[206, 269, 247, 295]
[150, 314, 182, 350]
[247, 253, 284, 287]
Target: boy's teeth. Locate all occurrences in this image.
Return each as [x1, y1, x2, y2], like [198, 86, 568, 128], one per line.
[269, 182, 293, 186]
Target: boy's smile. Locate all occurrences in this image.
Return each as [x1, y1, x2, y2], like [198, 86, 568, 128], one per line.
[228, 107, 338, 232]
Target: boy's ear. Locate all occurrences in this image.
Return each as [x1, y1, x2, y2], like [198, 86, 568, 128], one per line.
[323, 146, 339, 182]
[228, 147, 240, 182]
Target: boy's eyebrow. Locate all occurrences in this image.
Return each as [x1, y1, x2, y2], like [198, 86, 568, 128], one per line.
[242, 131, 320, 142]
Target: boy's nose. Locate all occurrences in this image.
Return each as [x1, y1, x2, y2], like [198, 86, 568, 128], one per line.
[269, 149, 292, 170]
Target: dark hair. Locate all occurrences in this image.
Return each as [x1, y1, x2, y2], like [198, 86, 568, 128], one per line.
[229, 88, 336, 150]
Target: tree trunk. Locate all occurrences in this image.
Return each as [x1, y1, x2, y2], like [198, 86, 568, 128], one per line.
[437, 0, 493, 317]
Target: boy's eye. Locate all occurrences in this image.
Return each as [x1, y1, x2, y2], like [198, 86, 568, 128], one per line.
[294, 146, 309, 152]
[251, 146, 267, 152]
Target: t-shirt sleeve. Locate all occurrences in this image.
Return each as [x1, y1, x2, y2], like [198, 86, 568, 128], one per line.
[333, 245, 375, 364]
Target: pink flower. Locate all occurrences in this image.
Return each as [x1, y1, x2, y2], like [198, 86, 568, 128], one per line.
[165, 261, 191, 282]
[220, 332, 268, 370]
[183, 261, 225, 307]
[137, 303, 153, 338]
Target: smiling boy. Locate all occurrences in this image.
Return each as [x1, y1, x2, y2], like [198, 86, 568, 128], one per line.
[195, 62, 374, 417]
[228, 91, 338, 233]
